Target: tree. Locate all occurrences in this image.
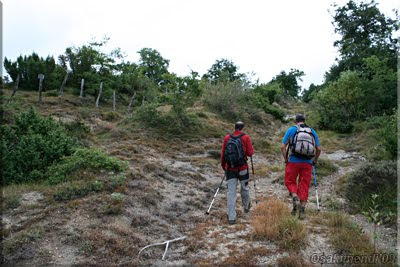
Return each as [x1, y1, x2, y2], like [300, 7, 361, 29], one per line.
[302, 83, 324, 103]
[137, 48, 170, 85]
[270, 69, 304, 97]
[60, 38, 123, 98]
[316, 71, 365, 133]
[326, 0, 398, 82]
[4, 53, 62, 90]
[203, 59, 246, 84]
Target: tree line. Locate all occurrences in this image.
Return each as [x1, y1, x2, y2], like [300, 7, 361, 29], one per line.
[3, 0, 398, 139]
[302, 0, 398, 135]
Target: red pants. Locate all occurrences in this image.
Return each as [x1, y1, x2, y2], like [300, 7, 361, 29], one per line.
[284, 162, 312, 202]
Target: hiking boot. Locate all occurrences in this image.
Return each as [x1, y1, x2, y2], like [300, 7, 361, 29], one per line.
[299, 206, 306, 220]
[244, 203, 251, 213]
[228, 220, 236, 225]
[291, 196, 300, 216]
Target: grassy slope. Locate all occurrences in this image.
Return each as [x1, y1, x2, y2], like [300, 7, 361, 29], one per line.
[1, 90, 394, 266]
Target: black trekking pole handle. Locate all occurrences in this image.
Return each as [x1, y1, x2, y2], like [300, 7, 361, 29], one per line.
[206, 174, 225, 215]
[250, 157, 258, 204]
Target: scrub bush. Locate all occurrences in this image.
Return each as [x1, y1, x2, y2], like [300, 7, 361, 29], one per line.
[344, 161, 396, 224]
[46, 148, 127, 184]
[1, 108, 77, 184]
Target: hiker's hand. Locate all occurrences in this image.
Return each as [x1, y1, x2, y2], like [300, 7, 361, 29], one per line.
[312, 159, 317, 166]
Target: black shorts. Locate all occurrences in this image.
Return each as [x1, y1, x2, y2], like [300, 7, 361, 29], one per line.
[226, 169, 249, 181]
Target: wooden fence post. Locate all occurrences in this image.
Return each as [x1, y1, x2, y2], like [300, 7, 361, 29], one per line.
[79, 79, 85, 98]
[95, 82, 103, 108]
[127, 92, 136, 114]
[38, 74, 45, 103]
[59, 72, 69, 97]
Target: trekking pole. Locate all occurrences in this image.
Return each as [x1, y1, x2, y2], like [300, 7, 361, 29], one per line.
[312, 165, 320, 212]
[250, 157, 258, 204]
[206, 174, 225, 215]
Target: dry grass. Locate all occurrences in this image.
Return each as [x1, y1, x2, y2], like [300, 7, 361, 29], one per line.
[335, 174, 347, 195]
[277, 217, 307, 250]
[252, 197, 290, 240]
[277, 254, 312, 267]
[255, 165, 270, 177]
[219, 246, 272, 266]
[322, 212, 375, 256]
[252, 197, 307, 251]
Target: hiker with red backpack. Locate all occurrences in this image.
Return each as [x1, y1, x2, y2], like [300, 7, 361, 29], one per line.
[281, 114, 321, 219]
[221, 121, 254, 225]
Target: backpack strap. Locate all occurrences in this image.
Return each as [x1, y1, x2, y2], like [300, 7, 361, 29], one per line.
[230, 133, 245, 139]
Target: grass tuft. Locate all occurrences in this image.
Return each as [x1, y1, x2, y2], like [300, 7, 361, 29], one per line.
[252, 197, 307, 251]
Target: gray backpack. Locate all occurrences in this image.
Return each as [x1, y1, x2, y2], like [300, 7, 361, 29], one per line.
[290, 125, 316, 159]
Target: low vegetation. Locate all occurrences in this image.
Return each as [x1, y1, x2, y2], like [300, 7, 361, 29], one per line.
[344, 161, 396, 225]
[314, 158, 337, 178]
[252, 197, 307, 251]
[323, 212, 375, 255]
[1, 108, 77, 184]
[46, 148, 127, 184]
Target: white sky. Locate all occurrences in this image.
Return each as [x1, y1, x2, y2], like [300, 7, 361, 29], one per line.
[2, 0, 399, 88]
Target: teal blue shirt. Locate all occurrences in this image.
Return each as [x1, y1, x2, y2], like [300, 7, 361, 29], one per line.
[282, 124, 320, 164]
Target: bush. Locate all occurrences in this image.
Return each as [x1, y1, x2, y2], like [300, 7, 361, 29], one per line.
[46, 148, 127, 184]
[133, 103, 201, 135]
[1, 108, 77, 184]
[203, 81, 247, 121]
[261, 103, 285, 121]
[314, 71, 363, 133]
[53, 175, 126, 201]
[344, 161, 396, 224]
[250, 83, 285, 120]
[379, 113, 397, 160]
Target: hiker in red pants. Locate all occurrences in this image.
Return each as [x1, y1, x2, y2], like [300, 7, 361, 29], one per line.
[280, 114, 321, 219]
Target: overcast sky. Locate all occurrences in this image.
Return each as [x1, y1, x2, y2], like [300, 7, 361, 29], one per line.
[2, 0, 399, 88]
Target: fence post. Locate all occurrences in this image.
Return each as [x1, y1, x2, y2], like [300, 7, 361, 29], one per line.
[38, 74, 45, 103]
[127, 92, 136, 114]
[95, 82, 103, 108]
[79, 79, 85, 98]
[59, 72, 69, 97]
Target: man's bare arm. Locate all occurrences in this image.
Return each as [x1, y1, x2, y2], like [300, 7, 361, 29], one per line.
[313, 146, 322, 165]
[281, 143, 288, 163]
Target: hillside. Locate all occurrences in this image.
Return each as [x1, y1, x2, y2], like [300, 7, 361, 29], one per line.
[1, 89, 397, 266]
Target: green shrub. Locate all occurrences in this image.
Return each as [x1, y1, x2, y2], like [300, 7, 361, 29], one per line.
[203, 81, 246, 121]
[249, 85, 285, 121]
[344, 161, 396, 224]
[315, 71, 363, 133]
[53, 174, 126, 201]
[46, 148, 127, 184]
[379, 113, 397, 160]
[261, 103, 285, 121]
[133, 103, 201, 135]
[1, 108, 77, 184]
